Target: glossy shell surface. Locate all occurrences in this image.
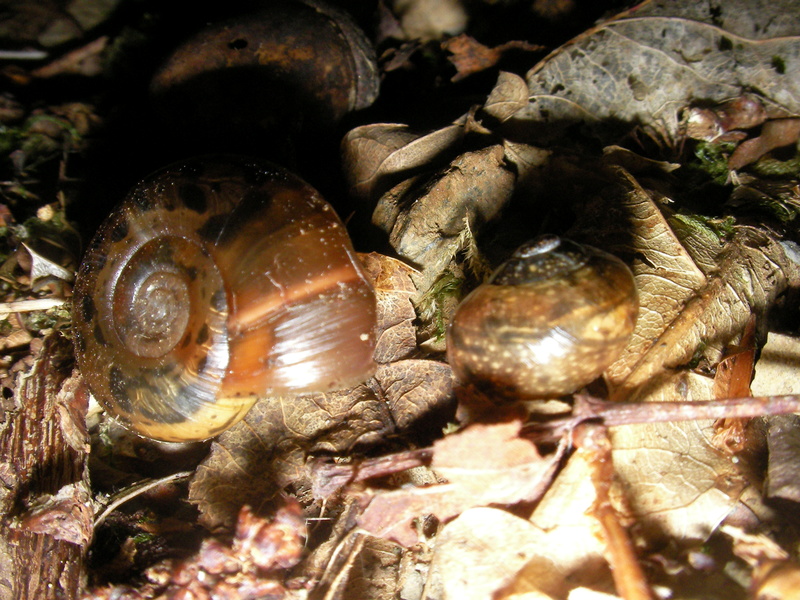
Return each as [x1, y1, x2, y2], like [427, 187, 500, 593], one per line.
[73, 156, 377, 442]
[446, 236, 638, 399]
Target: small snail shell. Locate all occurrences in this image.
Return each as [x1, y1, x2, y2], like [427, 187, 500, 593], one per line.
[72, 156, 377, 442]
[446, 235, 638, 399]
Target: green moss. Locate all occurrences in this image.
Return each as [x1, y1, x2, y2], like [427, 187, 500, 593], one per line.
[690, 140, 737, 185]
[418, 271, 464, 341]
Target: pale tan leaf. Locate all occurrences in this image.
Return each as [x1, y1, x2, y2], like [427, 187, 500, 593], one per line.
[609, 372, 746, 543]
[356, 421, 563, 546]
[614, 225, 798, 400]
[342, 122, 466, 201]
[752, 333, 800, 395]
[428, 508, 553, 600]
[526, 451, 617, 596]
[516, 18, 800, 146]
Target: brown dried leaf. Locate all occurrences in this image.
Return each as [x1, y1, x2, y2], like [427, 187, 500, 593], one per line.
[444, 37, 544, 83]
[360, 252, 418, 364]
[356, 420, 564, 546]
[383, 144, 516, 294]
[192, 358, 453, 529]
[374, 359, 455, 433]
[190, 385, 393, 531]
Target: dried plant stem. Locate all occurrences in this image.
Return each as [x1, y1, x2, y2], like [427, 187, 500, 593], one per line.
[575, 423, 655, 600]
[525, 394, 800, 440]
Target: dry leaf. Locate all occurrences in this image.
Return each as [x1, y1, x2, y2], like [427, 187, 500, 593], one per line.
[609, 371, 746, 543]
[506, 17, 800, 146]
[356, 420, 564, 546]
[752, 333, 800, 395]
[342, 122, 466, 202]
[484, 71, 529, 122]
[373, 359, 455, 434]
[384, 144, 516, 293]
[191, 361, 453, 529]
[626, 0, 800, 39]
[428, 508, 554, 600]
[444, 38, 544, 83]
[360, 252, 418, 364]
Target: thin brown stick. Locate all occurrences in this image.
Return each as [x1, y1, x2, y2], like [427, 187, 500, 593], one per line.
[524, 394, 800, 440]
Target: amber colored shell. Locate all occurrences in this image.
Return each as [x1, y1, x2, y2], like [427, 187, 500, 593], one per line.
[446, 235, 638, 399]
[72, 156, 377, 442]
[149, 1, 379, 141]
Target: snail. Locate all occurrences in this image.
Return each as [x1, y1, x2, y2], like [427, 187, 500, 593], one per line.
[149, 0, 379, 153]
[446, 235, 638, 399]
[72, 156, 377, 443]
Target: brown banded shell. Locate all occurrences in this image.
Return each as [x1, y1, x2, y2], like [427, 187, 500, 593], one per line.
[149, 0, 379, 148]
[446, 235, 638, 399]
[72, 156, 377, 442]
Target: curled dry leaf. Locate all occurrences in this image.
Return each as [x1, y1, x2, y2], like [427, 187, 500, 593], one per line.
[382, 144, 516, 294]
[342, 121, 466, 202]
[443, 35, 544, 83]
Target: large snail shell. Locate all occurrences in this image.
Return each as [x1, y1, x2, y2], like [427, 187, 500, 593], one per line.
[72, 156, 377, 442]
[446, 235, 638, 399]
[149, 0, 379, 149]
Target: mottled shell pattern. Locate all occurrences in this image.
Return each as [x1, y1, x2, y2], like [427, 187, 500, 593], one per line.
[446, 235, 638, 399]
[72, 156, 377, 442]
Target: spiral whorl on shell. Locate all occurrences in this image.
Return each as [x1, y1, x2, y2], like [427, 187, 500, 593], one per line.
[73, 156, 377, 442]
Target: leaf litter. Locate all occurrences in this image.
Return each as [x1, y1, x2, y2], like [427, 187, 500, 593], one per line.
[2, 0, 800, 599]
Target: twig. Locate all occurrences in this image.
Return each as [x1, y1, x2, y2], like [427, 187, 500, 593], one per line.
[575, 423, 655, 600]
[94, 471, 193, 528]
[524, 394, 800, 440]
